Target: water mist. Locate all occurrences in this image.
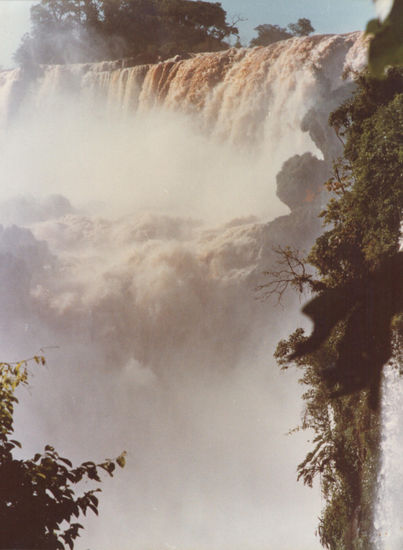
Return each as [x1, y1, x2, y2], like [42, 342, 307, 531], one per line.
[0, 33, 367, 550]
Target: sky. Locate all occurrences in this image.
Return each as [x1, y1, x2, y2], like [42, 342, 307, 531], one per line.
[0, 0, 378, 69]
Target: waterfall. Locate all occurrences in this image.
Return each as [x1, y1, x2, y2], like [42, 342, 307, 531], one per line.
[374, 230, 403, 550]
[0, 33, 368, 550]
[0, 68, 20, 127]
[374, 362, 403, 550]
[2, 32, 366, 144]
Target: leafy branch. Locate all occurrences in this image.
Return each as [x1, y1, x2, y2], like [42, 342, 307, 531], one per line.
[0, 356, 125, 550]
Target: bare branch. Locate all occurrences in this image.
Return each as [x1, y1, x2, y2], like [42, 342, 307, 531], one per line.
[230, 13, 247, 27]
[256, 246, 323, 303]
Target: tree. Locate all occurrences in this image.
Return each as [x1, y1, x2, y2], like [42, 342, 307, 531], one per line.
[267, 68, 403, 404]
[14, 0, 239, 66]
[288, 17, 315, 37]
[265, 6, 403, 539]
[249, 18, 314, 47]
[249, 24, 292, 47]
[0, 356, 125, 549]
[267, 67, 403, 548]
[275, 326, 381, 549]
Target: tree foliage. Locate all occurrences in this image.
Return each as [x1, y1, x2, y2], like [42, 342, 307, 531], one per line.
[14, 0, 239, 66]
[271, 69, 403, 405]
[317, 69, 403, 280]
[0, 356, 125, 550]
[276, 326, 381, 549]
[287, 18, 315, 37]
[250, 18, 314, 47]
[250, 24, 292, 47]
[270, 68, 403, 548]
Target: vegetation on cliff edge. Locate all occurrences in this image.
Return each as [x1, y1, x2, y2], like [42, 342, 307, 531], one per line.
[270, 68, 403, 549]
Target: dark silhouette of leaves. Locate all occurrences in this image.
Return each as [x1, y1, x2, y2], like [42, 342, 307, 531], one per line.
[290, 252, 403, 408]
[0, 357, 125, 549]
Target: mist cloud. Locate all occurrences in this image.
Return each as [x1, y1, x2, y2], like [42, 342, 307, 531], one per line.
[0, 33, 366, 550]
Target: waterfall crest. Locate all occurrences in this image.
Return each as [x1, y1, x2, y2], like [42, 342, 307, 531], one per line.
[1, 32, 366, 141]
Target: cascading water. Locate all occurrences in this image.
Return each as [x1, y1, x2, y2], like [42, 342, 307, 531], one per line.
[373, 361, 403, 550]
[374, 228, 403, 550]
[0, 32, 378, 550]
